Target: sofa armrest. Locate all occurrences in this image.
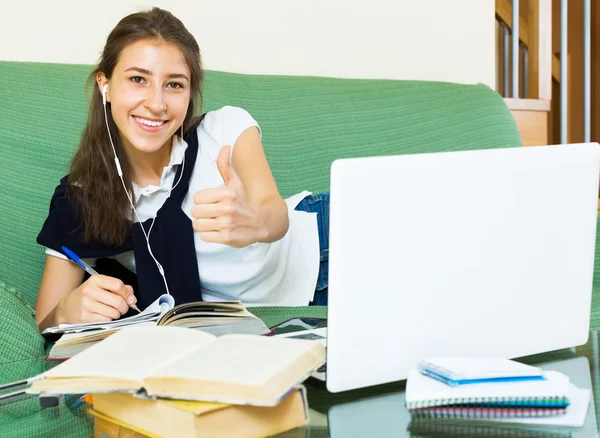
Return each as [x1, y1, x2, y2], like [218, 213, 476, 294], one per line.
[0, 281, 45, 365]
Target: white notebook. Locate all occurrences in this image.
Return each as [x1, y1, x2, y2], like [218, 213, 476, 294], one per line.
[405, 369, 570, 409]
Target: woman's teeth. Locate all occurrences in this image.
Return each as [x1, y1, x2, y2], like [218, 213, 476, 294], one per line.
[134, 117, 166, 127]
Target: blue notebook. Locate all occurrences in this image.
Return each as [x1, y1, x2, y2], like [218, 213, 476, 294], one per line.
[418, 357, 545, 386]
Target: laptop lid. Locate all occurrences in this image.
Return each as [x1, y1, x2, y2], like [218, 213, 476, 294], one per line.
[326, 143, 600, 393]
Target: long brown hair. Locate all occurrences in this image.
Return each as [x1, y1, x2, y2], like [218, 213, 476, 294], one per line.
[69, 7, 203, 246]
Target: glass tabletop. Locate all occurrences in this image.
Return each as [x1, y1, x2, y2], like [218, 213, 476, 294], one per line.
[1, 332, 599, 438]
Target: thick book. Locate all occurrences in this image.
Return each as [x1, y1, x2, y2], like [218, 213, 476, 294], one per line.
[90, 386, 309, 438]
[28, 325, 325, 406]
[91, 410, 154, 438]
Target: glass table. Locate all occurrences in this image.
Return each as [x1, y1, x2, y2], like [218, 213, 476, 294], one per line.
[1, 332, 599, 438]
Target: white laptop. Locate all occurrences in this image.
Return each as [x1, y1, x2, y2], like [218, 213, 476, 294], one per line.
[277, 143, 600, 393]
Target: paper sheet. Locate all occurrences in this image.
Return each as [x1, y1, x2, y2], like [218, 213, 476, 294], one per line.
[41, 294, 175, 335]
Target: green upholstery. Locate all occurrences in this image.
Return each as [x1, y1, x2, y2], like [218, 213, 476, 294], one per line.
[0, 59, 528, 366]
[249, 306, 327, 329]
[592, 234, 600, 329]
[0, 400, 92, 438]
[0, 283, 45, 365]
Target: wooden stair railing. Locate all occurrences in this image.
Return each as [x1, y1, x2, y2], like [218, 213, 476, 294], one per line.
[495, 0, 553, 147]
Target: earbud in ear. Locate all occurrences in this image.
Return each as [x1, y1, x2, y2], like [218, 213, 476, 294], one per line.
[102, 84, 109, 105]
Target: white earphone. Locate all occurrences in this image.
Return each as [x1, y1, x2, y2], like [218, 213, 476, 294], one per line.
[100, 82, 186, 297]
[102, 84, 108, 106]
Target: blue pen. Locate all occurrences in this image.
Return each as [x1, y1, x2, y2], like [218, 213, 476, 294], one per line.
[61, 246, 141, 313]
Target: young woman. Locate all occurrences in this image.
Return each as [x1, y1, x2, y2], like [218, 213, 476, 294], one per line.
[35, 7, 329, 332]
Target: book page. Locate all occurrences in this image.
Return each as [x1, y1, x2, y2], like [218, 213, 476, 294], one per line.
[157, 301, 247, 325]
[42, 325, 215, 382]
[42, 294, 175, 335]
[150, 334, 325, 386]
[162, 309, 255, 325]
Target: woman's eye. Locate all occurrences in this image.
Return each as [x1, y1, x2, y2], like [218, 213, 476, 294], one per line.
[130, 76, 145, 84]
[167, 82, 184, 89]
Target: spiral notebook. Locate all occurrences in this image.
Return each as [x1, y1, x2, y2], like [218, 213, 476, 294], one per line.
[410, 406, 568, 420]
[408, 382, 591, 427]
[405, 369, 571, 413]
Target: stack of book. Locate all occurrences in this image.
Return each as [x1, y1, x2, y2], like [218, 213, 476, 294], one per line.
[88, 388, 309, 438]
[29, 325, 326, 437]
[405, 357, 591, 433]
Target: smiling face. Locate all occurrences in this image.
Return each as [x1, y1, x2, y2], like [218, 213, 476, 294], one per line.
[100, 39, 191, 158]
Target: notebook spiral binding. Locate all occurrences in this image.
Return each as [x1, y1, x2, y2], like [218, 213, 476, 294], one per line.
[406, 395, 569, 410]
[408, 405, 568, 420]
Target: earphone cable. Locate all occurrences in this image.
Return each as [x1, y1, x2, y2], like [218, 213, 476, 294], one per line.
[102, 98, 172, 296]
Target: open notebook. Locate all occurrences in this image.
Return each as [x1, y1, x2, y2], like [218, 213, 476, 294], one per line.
[41, 294, 176, 335]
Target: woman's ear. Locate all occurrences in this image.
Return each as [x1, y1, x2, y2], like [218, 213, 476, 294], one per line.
[96, 73, 110, 103]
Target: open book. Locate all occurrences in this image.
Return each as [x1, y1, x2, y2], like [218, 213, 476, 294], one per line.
[29, 325, 326, 406]
[42, 294, 264, 335]
[44, 295, 272, 359]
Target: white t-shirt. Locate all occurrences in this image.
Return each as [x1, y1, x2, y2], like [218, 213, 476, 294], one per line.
[46, 106, 320, 306]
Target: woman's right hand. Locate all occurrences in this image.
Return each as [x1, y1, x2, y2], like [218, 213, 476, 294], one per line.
[56, 275, 137, 324]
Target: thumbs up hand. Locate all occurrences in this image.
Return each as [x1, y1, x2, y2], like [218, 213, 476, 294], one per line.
[215, 145, 244, 191]
[191, 145, 266, 248]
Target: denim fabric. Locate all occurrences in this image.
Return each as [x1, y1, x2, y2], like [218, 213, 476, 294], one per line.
[294, 193, 329, 306]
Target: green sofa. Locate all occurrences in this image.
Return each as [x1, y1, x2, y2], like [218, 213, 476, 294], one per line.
[2, 60, 600, 437]
[1, 60, 599, 367]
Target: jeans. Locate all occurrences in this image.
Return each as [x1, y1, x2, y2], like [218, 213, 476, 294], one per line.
[294, 193, 329, 306]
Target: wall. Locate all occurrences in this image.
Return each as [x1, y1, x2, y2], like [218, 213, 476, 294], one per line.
[0, 0, 495, 87]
